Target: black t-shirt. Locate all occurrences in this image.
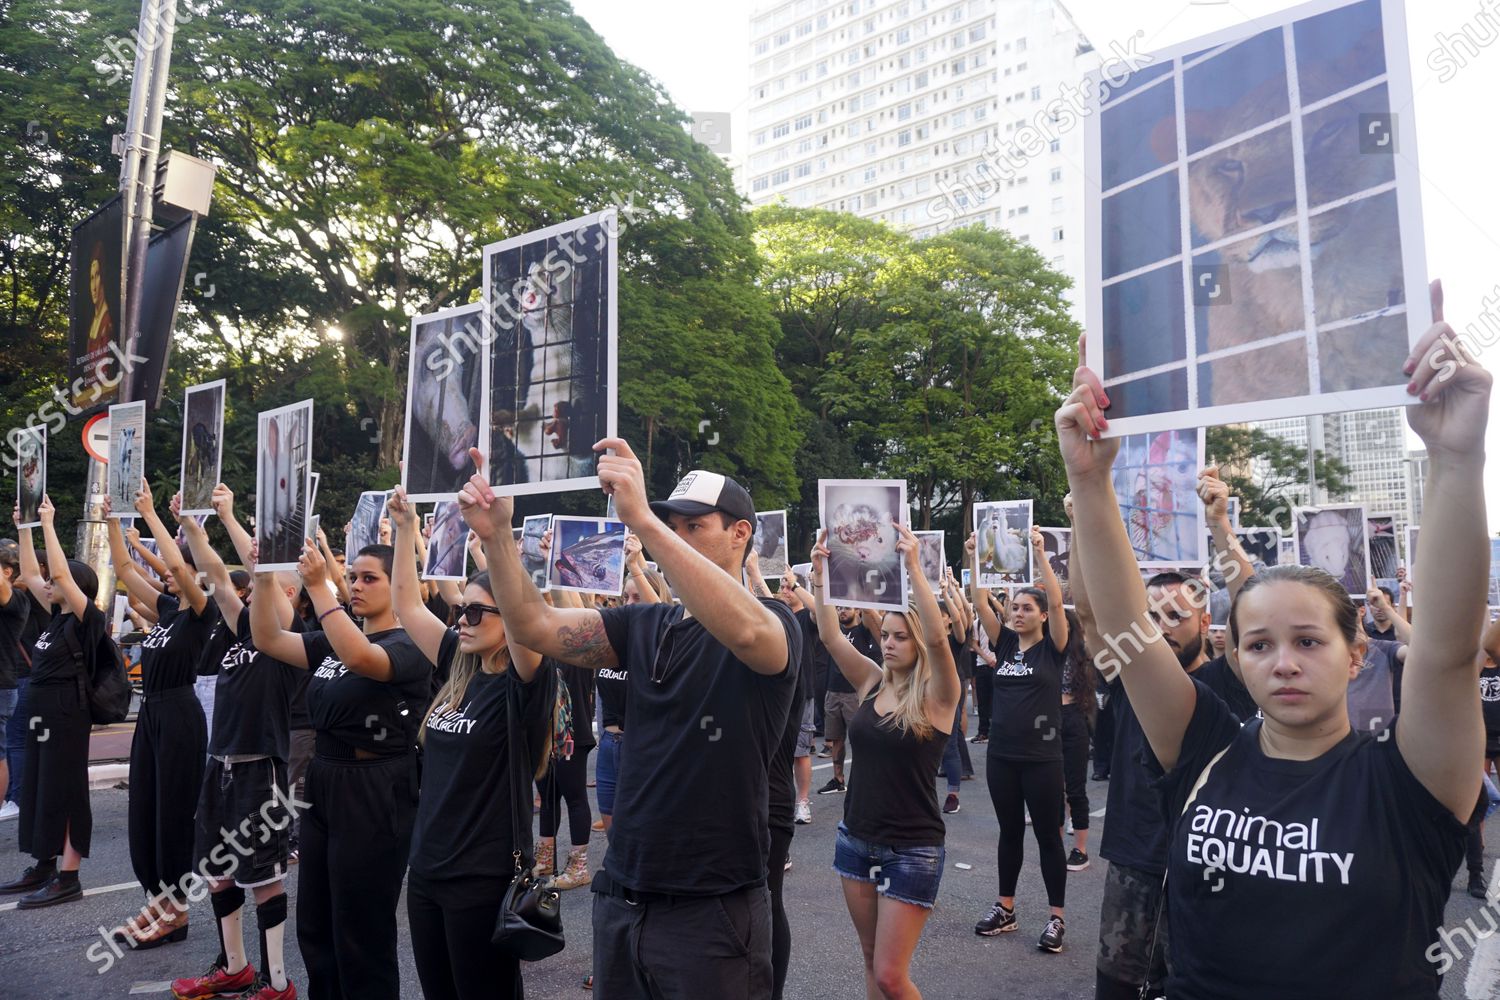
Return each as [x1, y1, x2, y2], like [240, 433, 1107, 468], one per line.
[1481, 664, 1500, 737]
[0, 588, 29, 689]
[16, 593, 46, 679]
[793, 609, 819, 702]
[211, 608, 305, 760]
[140, 593, 217, 694]
[1098, 678, 1171, 875]
[1364, 618, 1398, 642]
[843, 687, 947, 847]
[828, 622, 881, 694]
[596, 659, 628, 731]
[410, 629, 549, 882]
[28, 604, 108, 688]
[768, 687, 804, 836]
[1193, 655, 1259, 723]
[598, 599, 800, 894]
[196, 613, 235, 678]
[947, 626, 972, 684]
[303, 628, 432, 757]
[1151, 679, 1465, 999]
[986, 626, 1066, 762]
[557, 660, 597, 754]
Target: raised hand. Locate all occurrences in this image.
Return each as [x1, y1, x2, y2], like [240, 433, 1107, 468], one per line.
[455, 447, 514, 540]
[592, 438, 650, 526]
[1054, 365, 1119, 479]
[810, 529, 831, 587]
[624, 532, 644, 563]
[386, 486, 418, 531]
[211, 484, 234, 521]
[894, 521, 922, 575]
[37, 495, 55, 528]
[1030, 524, 1046, 556]
[133, 477, 155, 518]
[1406, 279, 1492, 461]
[1197, 466, 1230, 522]
[297, 538, 328, 588]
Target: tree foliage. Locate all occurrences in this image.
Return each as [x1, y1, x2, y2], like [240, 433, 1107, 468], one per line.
[1206, 424, 1351, 528]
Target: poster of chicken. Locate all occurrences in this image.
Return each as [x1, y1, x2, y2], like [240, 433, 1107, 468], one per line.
[402, 303, 483, 502]
[480, 209, 617, 496]
[1112, 426, 1206, 568]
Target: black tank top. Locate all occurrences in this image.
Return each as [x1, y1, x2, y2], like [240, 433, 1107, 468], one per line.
[843, 685, 947, 848]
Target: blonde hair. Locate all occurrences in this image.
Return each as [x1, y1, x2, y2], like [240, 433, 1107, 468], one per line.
[876, 608, 938, 742]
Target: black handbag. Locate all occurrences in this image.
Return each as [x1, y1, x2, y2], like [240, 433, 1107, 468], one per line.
[491, 669, 565, 960]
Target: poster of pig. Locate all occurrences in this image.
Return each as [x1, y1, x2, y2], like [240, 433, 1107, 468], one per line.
[255, 399, 314, 573]
[402, 303, 483, 502]
[481, 209, 617, 496]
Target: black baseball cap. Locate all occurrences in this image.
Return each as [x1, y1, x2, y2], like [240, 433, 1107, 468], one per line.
[650, 471, 756, 525]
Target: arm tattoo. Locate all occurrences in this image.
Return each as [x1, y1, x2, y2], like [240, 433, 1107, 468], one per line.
[558, 616, 613, 669]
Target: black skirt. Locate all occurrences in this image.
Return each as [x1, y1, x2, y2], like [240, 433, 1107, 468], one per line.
[19, 682, 94, 861]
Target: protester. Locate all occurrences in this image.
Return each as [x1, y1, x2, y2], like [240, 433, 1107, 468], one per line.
[0, 538, 29, 823]
[1057, 283, 1490, 997]
[250, 533, 431, 1000]
[388, 486, 549, 1000]
[534, 634, 596, 890]
[3, 537, 44, 818]
[938, 585, 975, 814]
[969, 525, 1071, 952]
[1059, 608, 1095, 870]
[781, 568, 820, 826]
[820, 606, 882, 794]
[104, 483, 214, 948]
[811, 521, 960, 999]
[460, 441, 799, 999]
[170, 491, 302, 1000]
[0, 498, 96, 907]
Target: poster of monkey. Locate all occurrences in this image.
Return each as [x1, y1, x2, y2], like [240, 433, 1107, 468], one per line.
[402, 303, 483, 502]
[481, 210, 617, 497]
[819, 479, 908, 612]
[179, 379, 226, 516]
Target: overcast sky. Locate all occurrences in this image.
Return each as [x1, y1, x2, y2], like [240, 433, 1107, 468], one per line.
[569, 0, 1500, 530]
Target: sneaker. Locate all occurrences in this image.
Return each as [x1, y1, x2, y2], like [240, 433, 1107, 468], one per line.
[0, 801, 18, 821]
[974, 902, 1017, 936]
[1066, 848, 1090, 872]
[1091, 769, 1109, 781]
[816, 745, 832, 758]
[172, 962, 257, 999]
[817, 777, 845, 795]
[234, 978, 296, 1000]
[943, 793, 961, 814]
[969, 734, 988, 744]
[794, 800, 812, 825]
[17, 873, 82, 909]
[0, 860, 56, 895]
[1038, 915, 1066, 953]
[783, 858, 793, 872]
[1470, 872, 1488, 900]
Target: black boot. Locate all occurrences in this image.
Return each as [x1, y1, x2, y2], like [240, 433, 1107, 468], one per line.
[0, 860, 56, 895]
[18, 870, 82, 909]
[1469, 871, 1488, 900]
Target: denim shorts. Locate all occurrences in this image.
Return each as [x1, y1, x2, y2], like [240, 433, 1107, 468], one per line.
[832, 822, 945, 909]
[0, 688, 16, 732]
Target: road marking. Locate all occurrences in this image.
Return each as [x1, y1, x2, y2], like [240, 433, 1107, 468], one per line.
[0, 879, 140, 913]
[1090, 807, 1107, 818]
[1463, 861, 1500, 998]
[129, 983, 172, 995]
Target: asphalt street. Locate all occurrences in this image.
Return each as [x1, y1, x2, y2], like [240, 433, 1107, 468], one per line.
[1, 745, 1496, 999]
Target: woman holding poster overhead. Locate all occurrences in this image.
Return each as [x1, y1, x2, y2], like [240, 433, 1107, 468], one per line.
[103, 482, 213, 948]
[0, 498, 99, 908]
[810, 521, 960, 1000]
[1056, 282, 1490, 999]
[250, 537, 431, 1000]
[968, 525, 1071, 953]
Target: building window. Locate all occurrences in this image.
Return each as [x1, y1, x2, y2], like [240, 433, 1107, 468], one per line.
[953, 57, 967, 74]
[795, 114, 812, 130]
[898, 129, 912, 146]
[775, 31, 790, 46]
[755, 40, 770, 56]
[1050, 167, 1062, 182]
[898, 102, 912, 120]
[1050, 139, 1060, 152]
[753, 176, 769, 192]
[772, 168, 790, 185]
[969, 24, 986, 42]
[773, 122, 790, 138]
[1052, 226, 1064, 241]
[1052, 197, 1064, 213]
[796, 162, 812, 178]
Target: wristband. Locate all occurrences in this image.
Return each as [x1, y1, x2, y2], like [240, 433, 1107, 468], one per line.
[318, 605, 345, 624]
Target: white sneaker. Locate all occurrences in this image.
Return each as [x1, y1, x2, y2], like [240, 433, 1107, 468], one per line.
[794, 800, 812, 825]
[0, 801, 18, 821]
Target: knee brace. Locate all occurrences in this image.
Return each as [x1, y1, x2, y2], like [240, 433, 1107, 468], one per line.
[211, 884, 246, 920]
[257, 891, 288, 930]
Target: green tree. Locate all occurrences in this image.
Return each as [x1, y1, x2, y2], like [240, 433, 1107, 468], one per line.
[1206, 424, 1351, 528]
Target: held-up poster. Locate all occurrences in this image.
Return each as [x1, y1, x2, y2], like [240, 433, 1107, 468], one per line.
[481, 210, 618, 497]
[819, 479, 908, 612]
[255, 400, 314, 573]
[179, 380, 226, 516]
[1084, 0, 1429, 435]
[107, 400, 146, 518]
[402, 303, 483, 502]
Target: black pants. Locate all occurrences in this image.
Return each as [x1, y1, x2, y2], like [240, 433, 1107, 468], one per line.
[128, 687, 206, 902]
[298, 753, 418, 1000]
[767, 825, 794, 1000]
[1093, 686, 1116, 776]
[592, 880, 772, 999]
[19, 681, 93, 861]
[1468, 786, 1489, 878]
[955, 686, 973, 773]
[974, 674, 992, 738]
[1060, 703, 1091, 831]
[538, 747, 593, 846]
[986, 756, 1067, 908]
[407, 872, 522, 1000]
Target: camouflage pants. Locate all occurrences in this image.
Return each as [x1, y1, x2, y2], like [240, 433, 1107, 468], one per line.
[1097, 861, 1169, 992]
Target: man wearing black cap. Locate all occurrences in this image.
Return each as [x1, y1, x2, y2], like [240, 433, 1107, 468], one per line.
[458, 438, 801, 1000]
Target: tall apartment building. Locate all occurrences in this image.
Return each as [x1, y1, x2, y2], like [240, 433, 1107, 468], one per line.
[1256, 409, 1415, 551]
[744, 0, 1098, 315]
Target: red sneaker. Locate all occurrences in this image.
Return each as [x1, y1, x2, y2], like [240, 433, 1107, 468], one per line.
[171, 963, 256, 999]
[236, 979, 297, 1000]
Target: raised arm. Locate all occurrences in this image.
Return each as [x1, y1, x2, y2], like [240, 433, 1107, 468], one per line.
[457, 450, 618, 671]
[1366, 586, 1413, 645]
[744, 549, 772, 599]
[388, 487, 448, 667]
[1199, 466, 1256, 605]
[1058, 365, 1197, 771]
[179, 501, 243, 625]
[134, 480, 208, 616]
[249, 559, 310, 669]
[898, 524, 961, 720]
[36, 497, 89, 618]
[1031, 525, 1069, 653]
[126, 523, 170, 586]
[11, 509, 46, 599]
[211, 484, 254, 565]
[1065, 497, 1117, 683]
[1393, 281, 1491, 819]
[596, 438, 788, 676]
[965, 531, 1001, 641]
[810, 530, 883, 700]
[105, 502, 167, 609]
[298, 540, 400, 680]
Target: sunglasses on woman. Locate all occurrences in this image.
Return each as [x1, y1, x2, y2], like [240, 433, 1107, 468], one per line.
[453, 602, 502, 627]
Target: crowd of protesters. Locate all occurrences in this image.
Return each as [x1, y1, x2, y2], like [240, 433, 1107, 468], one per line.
[0, 282, 1492, 1000]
